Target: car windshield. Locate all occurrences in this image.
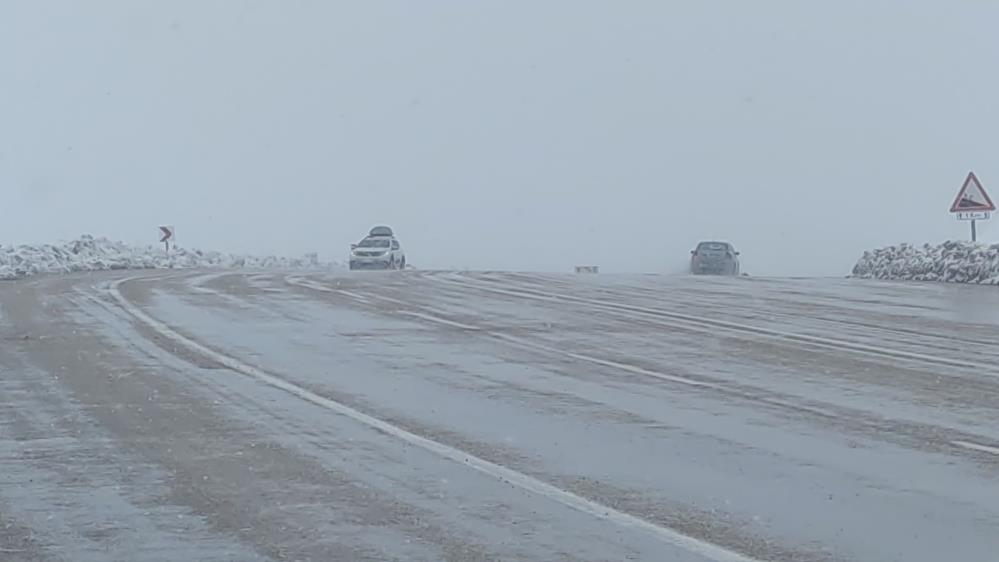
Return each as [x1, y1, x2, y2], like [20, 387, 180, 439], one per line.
[698, 242, 728, 252]
[358, 238, 390, 248]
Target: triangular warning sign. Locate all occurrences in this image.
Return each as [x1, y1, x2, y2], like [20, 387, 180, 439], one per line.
[950, 172, 996, 212]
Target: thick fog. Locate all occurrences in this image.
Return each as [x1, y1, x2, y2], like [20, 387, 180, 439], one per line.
[3, 2, 998, 275]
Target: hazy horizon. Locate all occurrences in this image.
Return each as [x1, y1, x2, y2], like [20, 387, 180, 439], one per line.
[4, 1, 998, 274]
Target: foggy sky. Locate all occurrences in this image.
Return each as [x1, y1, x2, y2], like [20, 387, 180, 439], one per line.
[3, 1, 998, 275]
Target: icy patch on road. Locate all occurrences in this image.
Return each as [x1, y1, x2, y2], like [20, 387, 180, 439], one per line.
[852, 241, 999, 285]
[0, 235, 336, 280]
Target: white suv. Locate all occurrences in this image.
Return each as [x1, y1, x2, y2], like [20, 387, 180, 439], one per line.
[349, 227, 406, 270]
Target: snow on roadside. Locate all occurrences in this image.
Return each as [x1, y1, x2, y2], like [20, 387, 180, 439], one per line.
[0, 235, 336, 281]
[851, 241, 999, 285]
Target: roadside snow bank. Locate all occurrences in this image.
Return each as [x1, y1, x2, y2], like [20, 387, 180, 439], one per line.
[851, 241, 999, 284]
[0, 235, 334, 280]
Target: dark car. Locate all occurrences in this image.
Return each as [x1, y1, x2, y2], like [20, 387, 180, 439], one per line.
[690, 241, 740, 276]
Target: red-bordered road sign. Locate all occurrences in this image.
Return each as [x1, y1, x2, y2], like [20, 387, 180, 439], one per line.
[950, 172, 996, 213]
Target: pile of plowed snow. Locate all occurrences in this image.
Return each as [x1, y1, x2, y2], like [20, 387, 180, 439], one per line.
[0, 235, 333, 280]
[852, 241, 999, 284]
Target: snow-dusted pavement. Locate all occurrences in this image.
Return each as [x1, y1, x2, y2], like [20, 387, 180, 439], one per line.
[2, 270, 998, 561]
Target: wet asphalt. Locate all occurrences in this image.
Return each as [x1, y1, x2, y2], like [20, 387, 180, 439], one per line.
[1, 269, 998, 561]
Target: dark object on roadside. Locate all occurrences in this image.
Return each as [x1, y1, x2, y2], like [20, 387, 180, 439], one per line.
[690, 241, 741, 276]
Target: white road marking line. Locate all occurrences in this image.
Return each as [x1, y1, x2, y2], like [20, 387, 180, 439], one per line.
[286, 278, 728, 391]
[497, 332, 717, 389]
[286, 277, 414, 306]
[288, 279, 890, 425]
[286, 277, 331, 293]
[952, 440, 999, 456]
[439, 277, 991, 372]
[292, 281, 483, 332]
[305, 281, 723, 391]
[190, 272, 291, 297]
[109, 277, 761, 562]
[387, 303, 848, 422]
[335, 290, 373, 304]
[286, 277, 371, 303]
[285, 277, 881, 420]
[350, 290, 409, 306]
[186, 272, 232, 287]
[397, 311, 482, 331]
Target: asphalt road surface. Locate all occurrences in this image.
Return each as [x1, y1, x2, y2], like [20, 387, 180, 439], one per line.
[2, 270, 999, 561]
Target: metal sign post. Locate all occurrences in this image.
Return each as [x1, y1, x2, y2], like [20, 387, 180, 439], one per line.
[950, 173, 995, 241]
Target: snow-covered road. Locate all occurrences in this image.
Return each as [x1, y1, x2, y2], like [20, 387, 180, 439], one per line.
[2, 270, 998, 561]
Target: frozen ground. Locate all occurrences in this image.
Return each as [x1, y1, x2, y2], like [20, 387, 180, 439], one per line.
[1, 269, 998, 561]
[853, 240, 999, 284]
[0, 235, 333, 280]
